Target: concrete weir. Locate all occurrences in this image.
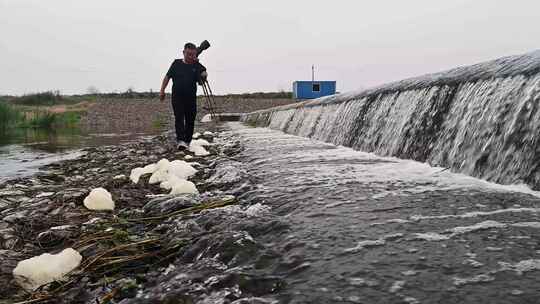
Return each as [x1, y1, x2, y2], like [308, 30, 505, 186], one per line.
[242, 50, 540, 190]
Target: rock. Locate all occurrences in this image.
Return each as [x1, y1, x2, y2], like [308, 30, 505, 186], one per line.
[206, 162, 248, 187]
[36, 192, 55, 198]
[3, 211, 29, 224]
[143, 194, 199, 216]
[231, 298, 279, 304]
[0, 227, 21, 250]
[0, 250, 25, 299]
[0, 199, 11, 210]
[0, 190, 26, 196]
[57, 188, 88, 203]
[37, 225, 78, 246]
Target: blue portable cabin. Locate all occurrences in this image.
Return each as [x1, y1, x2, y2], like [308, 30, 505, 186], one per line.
[293, 81, 336, 99]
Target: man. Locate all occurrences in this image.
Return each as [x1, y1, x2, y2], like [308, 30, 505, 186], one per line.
[160, 42, 207, 150]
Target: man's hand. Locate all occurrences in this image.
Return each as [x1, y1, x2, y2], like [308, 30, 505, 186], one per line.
[198, 71, 208, 85]
[159, 91, 166, 101]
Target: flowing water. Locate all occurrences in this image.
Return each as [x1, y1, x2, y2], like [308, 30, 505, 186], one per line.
[243, 50, 540, 190]
[218, 122, 540, 304]
[231, 51, 540, 303]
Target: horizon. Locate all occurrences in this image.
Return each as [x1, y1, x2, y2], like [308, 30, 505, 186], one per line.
[2, 0, 540, 96]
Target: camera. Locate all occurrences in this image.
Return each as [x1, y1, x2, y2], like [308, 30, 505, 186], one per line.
[197, 40, 211, 56]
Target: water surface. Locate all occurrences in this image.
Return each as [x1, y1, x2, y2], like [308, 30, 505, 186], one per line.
[0, 127, 164, 183]
[222, 123, 540, 304]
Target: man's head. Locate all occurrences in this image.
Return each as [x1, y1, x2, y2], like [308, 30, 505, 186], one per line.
[183, 42, 198, 64]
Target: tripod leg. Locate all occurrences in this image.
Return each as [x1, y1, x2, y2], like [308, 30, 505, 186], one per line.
[204, 81, 219, 122]
[201, 82, 215, 120]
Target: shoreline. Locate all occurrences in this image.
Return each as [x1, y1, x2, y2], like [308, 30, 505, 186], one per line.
[0, 124, 286, 303]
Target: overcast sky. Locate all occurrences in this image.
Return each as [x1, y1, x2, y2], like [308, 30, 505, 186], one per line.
[1, 0, 540, 95]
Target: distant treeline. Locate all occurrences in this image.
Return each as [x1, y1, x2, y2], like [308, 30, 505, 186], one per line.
[216, 91, 293, 99]
[4, 91, 66, 106]
[75, 90, 293, 99]
[0, 89, 293, 106]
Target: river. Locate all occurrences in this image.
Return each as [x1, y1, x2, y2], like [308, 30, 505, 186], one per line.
[0, 127, 163, 183]
[217, 122, 540, 303]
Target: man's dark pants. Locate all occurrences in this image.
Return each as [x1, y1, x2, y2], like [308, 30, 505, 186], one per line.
[171, 94, 197, 144]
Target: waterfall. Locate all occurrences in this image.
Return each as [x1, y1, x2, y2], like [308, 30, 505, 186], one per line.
[242, 50, 540, 190]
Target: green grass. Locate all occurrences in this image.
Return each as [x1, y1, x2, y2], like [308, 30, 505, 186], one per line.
[22, 111, 82, 129]
[0, 102, 81, 130]
[0, 102, 24, 131]
[151, 114, 168, 130]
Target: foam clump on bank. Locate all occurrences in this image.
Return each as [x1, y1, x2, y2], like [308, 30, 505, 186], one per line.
[13, 248, 82, 291]
[130, 158, 199, 195]
[130, 163, 157, 183]
[160, 175, 199, 195]
[200, 114, 212, 123]
[189, 139, 211, 156]
[149, 159, 197, 184]
[83, 187, 115, 210]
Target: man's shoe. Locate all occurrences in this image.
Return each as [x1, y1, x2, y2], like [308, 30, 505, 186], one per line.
[177, 141, 188, 150]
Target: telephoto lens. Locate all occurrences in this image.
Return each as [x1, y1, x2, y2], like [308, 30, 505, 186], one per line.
[197, 40, 211, 56]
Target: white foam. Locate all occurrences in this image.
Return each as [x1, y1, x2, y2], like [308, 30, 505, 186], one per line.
[463, 259, 484, 268]
[244, 203, 271, 216]
[499, 259, 540, 275]
[13, 248, 82, 291]
[191, 138, 210, 146]
[370, 218, 410, 226]
[165, 176, 199, 195]
[189, 140, 210, 156]
[413, 232, 449, 241]
[403, 297, 420, 304]
[453, 274, 495, 286]
[149, 159, 197, 184]
[511, 222, 540, 229]
[83, 188, 115, 210]
[344, 239, 385, 253]
[130, 163, 157, 183]
[131, 158, 198, 195]
[148, 159, 171, 184]
[389, 280, 405, 293]
[410, 208, 540, 222]
[36, 192, 54, 198]
[348, 277, 379, 287]
[189, 145, 209, 156]
[203, 131, 213, 136]
[448, 220, 507, 236]
[229, 122, 540, 199]
[383, 233, 404, 240]
[201, 114, 212, 122]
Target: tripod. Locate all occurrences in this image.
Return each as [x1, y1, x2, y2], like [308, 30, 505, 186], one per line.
[201, 80, 219, 122]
